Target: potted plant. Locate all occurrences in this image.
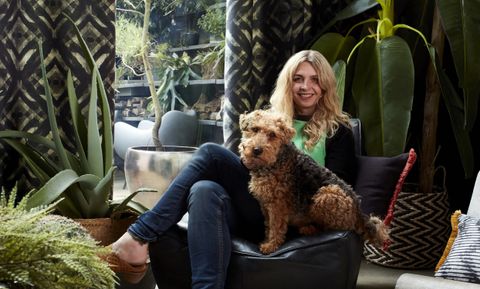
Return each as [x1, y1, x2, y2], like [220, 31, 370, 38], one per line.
[0, 15, 157, 288]
[194, 38, 225, 79]
[308, 0, 479, 268]
[114, 1, 200, 209]
[0, 187, 116, 289]
[197, 3, 225, 42]
[0, 18, 146, 220]
[309, 0, 476, 188]
[150, 47, 202, 113]
[115, 15, 145, 80]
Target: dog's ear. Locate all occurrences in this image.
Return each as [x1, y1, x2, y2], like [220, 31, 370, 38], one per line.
[276, 116, 296, 140]
[283, 125, 297, 139]
[239, 113, 249, 131]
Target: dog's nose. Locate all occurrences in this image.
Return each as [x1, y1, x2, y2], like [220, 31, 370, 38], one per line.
[253, 147, 263, 156]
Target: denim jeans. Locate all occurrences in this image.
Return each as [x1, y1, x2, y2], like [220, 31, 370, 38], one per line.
[129, 143, 264, 289]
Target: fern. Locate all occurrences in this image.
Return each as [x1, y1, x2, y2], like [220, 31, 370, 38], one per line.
[0, 188, 116, 289]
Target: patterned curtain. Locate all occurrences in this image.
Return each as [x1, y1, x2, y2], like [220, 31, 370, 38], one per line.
[224, 0, 351, 153]
[0, 0, 115, 194]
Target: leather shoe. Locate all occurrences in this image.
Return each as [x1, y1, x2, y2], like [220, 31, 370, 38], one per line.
[101, 245, 148, 284]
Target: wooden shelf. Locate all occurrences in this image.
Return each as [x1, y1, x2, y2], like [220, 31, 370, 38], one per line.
[199, 119, 223, 127]
[117, 79, 224, 89]
[169, 41, 223, 52]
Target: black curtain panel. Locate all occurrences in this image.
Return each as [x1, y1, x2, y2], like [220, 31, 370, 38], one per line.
[0, 0, 115, 194]
[223, 0, 351, 153]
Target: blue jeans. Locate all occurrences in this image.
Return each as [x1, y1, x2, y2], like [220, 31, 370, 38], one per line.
[128, 143, 264, 289]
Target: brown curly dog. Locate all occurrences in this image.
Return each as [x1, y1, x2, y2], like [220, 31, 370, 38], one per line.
[238, 109, 389, 254]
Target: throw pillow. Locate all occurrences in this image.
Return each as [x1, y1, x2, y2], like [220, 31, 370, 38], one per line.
[435, 214, 480, 283]
[354, 149, 414, 218]
[435, 210, 462, 271]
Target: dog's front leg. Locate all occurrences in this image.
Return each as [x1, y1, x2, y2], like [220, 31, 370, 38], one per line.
[259, 202, 288, 254]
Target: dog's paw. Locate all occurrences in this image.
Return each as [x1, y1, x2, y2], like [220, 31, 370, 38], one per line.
[298, 225, 318, 235]
[259, 242, 279, 254]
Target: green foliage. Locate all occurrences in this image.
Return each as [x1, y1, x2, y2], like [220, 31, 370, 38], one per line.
[115, 15, 145, 77]
[194, 40, 225, 79]
[0, 188, 116, 289]
[197, 6, 226, 38]
[312, 0, 423, 157]
[157, 0, 220, 16]
[437, 0, 480, 130]
[151, 51, 201, 112]
[0, 14, 147, 218]
[310, 0, 475, 170]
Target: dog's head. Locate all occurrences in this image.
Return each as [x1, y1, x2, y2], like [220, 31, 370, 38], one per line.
[238, 110, 296, 170]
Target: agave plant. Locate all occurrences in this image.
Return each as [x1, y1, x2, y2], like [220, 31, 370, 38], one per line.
[0, 14, 147, 218]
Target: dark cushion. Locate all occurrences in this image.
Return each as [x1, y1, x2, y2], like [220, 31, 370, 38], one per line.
[150, 225, 363, 289]
[227, 231, 362, 289]
[354, 153, 409, 218]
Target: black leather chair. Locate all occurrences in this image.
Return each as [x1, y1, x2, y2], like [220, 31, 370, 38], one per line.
[149, 119, 363, 289]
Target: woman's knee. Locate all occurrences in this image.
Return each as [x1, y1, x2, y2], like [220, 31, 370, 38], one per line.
[187, 180, 228, 206]
[196, 142, 224, 157]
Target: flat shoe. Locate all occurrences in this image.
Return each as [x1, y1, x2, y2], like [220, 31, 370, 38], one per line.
[101, 245, 148, 284]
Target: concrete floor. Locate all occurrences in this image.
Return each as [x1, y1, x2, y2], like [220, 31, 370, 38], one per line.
[356, 259, 434, 289]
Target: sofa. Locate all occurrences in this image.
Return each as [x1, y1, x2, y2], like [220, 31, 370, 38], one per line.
[147, 119, 395, 289]
[395, 171, 480, 289]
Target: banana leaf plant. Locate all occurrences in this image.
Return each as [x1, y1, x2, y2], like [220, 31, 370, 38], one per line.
[437, 0, 480, 131]
[309, 0, 477, 179]
[0, 14, 147, 218]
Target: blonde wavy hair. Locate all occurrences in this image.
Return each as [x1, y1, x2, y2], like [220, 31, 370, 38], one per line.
[270, 50, 350, 150]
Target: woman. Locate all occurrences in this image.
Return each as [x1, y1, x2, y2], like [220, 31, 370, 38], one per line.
[111, 50, 355, 288]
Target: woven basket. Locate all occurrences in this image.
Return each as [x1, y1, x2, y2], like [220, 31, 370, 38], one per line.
[75, 217, 137, 246]
[364, 184, 450, 269]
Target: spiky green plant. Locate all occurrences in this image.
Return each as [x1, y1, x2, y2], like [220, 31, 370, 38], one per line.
[0, 14, 147, 218]
[0, 187, 116, 289]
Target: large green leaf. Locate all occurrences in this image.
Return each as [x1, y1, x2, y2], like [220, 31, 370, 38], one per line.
[312, 0, 379, 39]
[352, 36, 415, 156]
[25, 170, 93, 211]
[437, 0, 480, 129]
[333, 60, 347, 108]
[65, 13, 114, 176]
[0, 131, 83, 176]
[67, 69, 90, 172]
[435, 58, 474, 178]
[310, 33, 357, 65]
[38, 40, 72, 170]
[1, 139, 55, 182]
[86, 70, 104, 177]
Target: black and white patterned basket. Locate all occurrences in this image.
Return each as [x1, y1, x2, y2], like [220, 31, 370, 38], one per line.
[364, 185, 450, 269]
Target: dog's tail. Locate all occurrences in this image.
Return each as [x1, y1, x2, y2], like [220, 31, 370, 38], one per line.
[357, 215, 390, 248]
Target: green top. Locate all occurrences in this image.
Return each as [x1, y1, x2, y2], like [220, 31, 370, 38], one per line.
[292, 119, 326, 166]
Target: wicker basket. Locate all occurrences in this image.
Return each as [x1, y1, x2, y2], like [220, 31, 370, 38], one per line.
[364, 184, 450, 269]
[75, 217, 137, 246]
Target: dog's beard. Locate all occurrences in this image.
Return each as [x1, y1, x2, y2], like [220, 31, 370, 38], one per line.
[239, 146, 278, 170]
[240, 155, 266, 170]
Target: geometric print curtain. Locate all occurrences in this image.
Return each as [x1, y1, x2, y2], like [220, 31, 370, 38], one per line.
[0, 0, 115, 194]
[223, 0, 351, 153]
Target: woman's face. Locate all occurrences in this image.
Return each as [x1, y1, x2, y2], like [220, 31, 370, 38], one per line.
[292, 61, 322, 116]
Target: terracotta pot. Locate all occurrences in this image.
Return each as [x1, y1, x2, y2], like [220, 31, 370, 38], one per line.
[75, 216, 136, 246]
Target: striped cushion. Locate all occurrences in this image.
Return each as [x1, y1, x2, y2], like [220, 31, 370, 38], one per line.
[435, 214, 480, 283]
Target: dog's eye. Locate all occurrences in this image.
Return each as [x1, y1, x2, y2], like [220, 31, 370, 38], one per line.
[251, 127, 259, 133]
[268, 132, 276, 138]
